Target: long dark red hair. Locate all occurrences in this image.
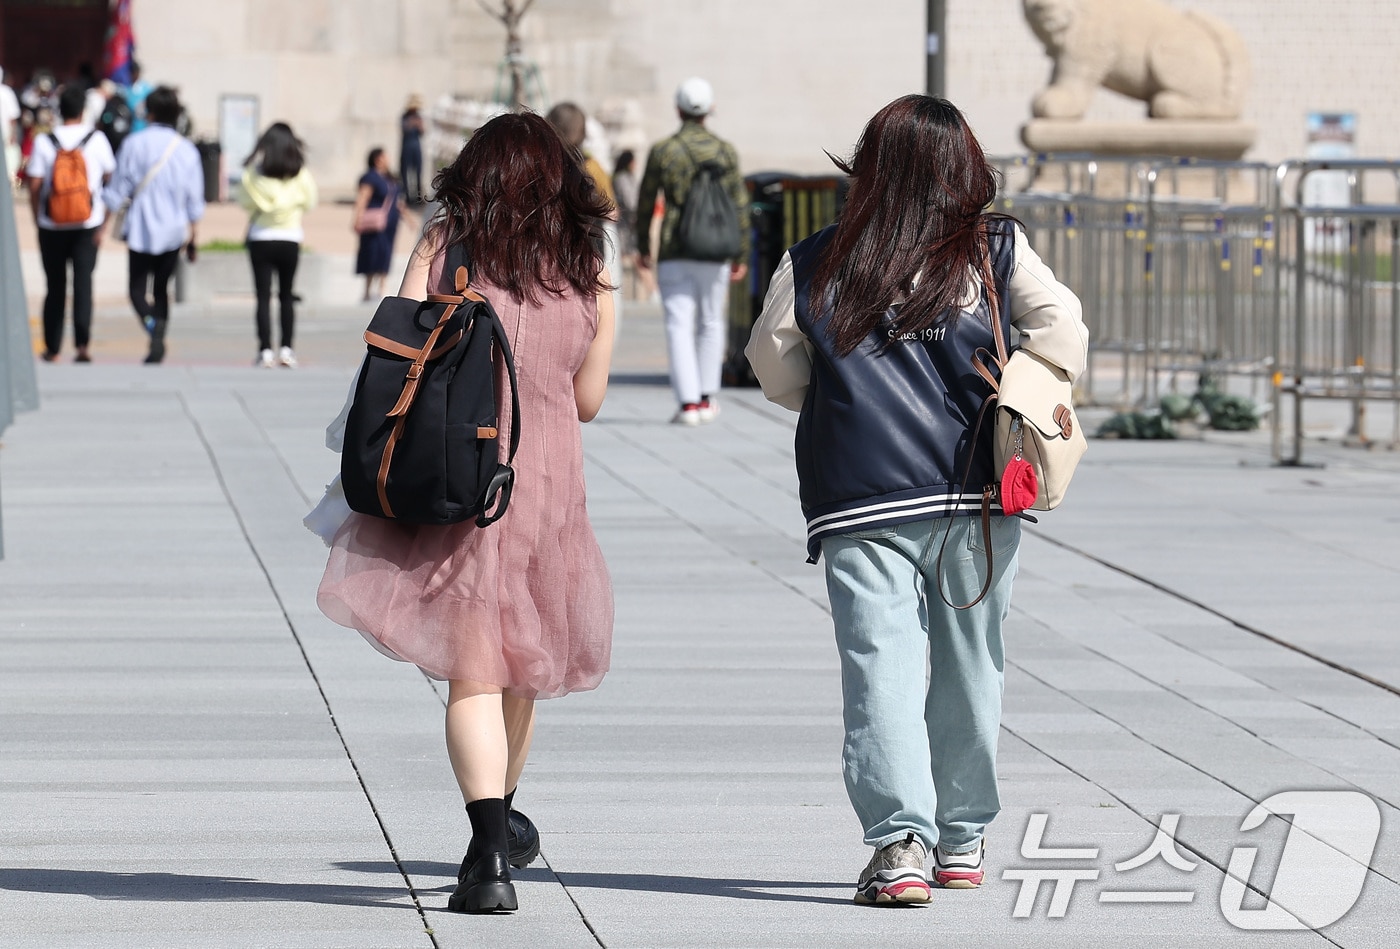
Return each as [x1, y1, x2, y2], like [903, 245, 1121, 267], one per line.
[811, 95, 1002, 356]
[429, 112, 612, 302]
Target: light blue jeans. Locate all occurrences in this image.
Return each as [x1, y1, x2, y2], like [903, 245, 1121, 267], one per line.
[821, 515, 1021, 855]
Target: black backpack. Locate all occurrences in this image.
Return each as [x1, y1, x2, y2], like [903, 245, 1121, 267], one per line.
[99, 96, 133, 151]
[341, 244, 520, 527]
[675, 139, 742, 261]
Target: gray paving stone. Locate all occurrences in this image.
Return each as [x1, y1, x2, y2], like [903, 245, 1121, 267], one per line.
[1, 302, 1396, 946]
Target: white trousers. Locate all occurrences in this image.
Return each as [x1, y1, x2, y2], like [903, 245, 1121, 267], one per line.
[658, 259, 729, 405]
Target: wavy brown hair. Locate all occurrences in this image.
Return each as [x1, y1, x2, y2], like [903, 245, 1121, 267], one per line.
[811, 95, 1002, 356]
[429, 112, 611, 303]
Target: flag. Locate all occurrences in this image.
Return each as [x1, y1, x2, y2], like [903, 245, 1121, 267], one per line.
[104, 0, 135, 86]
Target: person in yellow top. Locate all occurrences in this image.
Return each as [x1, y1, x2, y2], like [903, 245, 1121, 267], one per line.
[239, 122, 318, 368]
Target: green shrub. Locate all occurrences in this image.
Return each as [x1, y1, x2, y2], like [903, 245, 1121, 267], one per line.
[1195, 375, 1260, 431]
[1097, 411, 1176, 439]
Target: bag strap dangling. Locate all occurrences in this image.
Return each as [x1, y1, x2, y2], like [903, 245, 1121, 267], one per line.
[932, 224, 1009, 611]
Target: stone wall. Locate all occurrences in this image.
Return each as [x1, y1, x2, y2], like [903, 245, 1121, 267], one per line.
[130, 1, 1400, 197]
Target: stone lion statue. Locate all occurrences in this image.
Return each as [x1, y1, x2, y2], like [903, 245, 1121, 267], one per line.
[1023, 0, 1250, 120]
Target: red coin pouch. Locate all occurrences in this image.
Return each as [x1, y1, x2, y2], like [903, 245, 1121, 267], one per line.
[1000, 457, 1038, 515]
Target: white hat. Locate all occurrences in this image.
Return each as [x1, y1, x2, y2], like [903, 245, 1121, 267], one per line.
[675, 77, 714, 117]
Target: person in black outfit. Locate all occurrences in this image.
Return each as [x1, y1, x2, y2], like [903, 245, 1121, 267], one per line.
[399, 95, 424, 205]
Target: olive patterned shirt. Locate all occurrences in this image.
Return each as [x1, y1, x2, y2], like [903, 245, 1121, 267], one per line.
[636, 119, 751, 262]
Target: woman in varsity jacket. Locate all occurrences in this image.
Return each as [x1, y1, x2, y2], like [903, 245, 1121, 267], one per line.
[746, 95, 1088, 906]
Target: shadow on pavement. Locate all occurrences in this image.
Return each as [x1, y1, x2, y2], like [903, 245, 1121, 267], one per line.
[338, 859, 853, 906]
[607, 372, 669, 387]
[556, 871, 853, 906]
[0, 868, 415, 908]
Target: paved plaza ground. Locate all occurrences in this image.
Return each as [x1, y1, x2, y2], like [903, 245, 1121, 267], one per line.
[2, 237, 1399, 947]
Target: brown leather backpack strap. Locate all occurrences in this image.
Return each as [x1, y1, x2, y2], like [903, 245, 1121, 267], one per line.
[932, 389, 999, 610]
[971, 346, 1001, 394]
[375, 415, 408, 518]
[978, 225, 1009, 370]
[375, 296, 461, 517]
[933, 487, 996, 610]
[927, 224, 1012, 610]
[387, 302, 458, 419]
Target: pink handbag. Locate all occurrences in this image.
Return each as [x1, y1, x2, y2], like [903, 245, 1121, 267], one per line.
[355, 184, 396, 234]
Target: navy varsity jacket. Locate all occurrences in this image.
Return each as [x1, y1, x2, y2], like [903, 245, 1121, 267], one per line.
[790, 217, 1017, 561]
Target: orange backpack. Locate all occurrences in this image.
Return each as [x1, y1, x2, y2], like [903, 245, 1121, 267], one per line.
[46, 131, 96, 225]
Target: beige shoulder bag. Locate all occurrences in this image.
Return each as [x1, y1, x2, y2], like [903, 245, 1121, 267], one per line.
[973, 252, 1087, 514]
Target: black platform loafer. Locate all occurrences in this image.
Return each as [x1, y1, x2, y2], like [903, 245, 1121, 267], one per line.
[448, 850, 517, 914]
[461, 808, 541, 878]
[505, 808, 541, 868]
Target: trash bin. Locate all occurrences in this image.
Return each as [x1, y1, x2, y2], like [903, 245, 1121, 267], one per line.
[724, 173, 847, 386]
[195, 140, 222, 203]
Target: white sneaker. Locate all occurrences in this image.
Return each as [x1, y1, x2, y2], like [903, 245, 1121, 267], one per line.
[255, 349, 276, 368]
[696, 397, 720, 424]
[671, 403, 701, 426]
[278, 346, 298, 368]
[934, 839, 986, 888]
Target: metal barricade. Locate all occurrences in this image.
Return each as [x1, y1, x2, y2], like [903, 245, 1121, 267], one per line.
[1267, 162, 1400, 461]
[993, 156, 1286, 410]
[1267, 159, 1400, 461]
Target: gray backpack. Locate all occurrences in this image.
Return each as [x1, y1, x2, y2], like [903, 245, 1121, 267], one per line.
[676, 139, 741, 261]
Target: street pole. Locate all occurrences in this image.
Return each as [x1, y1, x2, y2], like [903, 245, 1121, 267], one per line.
[926, 0, 946, 99]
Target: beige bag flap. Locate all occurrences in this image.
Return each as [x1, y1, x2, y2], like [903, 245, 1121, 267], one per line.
[996, 350, 1078, 441]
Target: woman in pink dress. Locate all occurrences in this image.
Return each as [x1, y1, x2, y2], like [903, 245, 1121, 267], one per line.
[316, 112, 616, 914]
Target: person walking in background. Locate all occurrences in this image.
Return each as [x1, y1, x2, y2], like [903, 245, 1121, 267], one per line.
[352, 147, 403, 302]
[636, 76, 749, 426]
[126, 61, 152, 133]
[25, 83, 115, 363]
[77, 64, 105, 128]
[399, 95, 424, 205]
[95, 79, 133, 154]
[316, 112, 616, 916]
[747, 95, 1088, 905]
[238, 122, 317, 368]
[19, 69, 59, 178]
[611, 149, 639, 291]
[545, 102, 620, 331]
[102, 85, 203, 364]
[1, 67, 21, 180]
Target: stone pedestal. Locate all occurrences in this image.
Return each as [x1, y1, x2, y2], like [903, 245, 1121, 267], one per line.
[1021, 120, 1257, 160]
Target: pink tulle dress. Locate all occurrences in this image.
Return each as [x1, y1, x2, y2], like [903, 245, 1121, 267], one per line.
[316, 258, 614, 699]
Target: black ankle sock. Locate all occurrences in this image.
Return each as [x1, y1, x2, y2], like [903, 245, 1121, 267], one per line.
[465, 798, 508, 855]
[504, 787, 516, 814]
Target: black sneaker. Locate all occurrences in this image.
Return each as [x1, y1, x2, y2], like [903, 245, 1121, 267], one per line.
[448, 850, 517, 913]
[460, 808, 540, 880]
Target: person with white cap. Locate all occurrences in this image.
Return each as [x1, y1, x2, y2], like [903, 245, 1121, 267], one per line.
[636, 76, 750, 425]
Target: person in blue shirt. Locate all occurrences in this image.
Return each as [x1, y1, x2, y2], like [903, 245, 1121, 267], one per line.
[103, 85, 204, 363]
[126, 61, 153, 133]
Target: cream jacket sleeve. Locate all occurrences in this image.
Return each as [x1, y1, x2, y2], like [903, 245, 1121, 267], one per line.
[1005, 226, 1089, 380]
[744, 252, 811, 412]
[745, 226, 1089, 411]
